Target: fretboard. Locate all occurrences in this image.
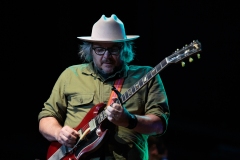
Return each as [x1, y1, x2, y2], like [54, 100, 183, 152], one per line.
[121, 58, 168, 103]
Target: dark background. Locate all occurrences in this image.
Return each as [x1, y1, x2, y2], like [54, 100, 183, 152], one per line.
[2, 0, 240, 159]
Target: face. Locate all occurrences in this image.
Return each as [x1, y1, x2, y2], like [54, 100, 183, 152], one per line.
[92, 42, 123, 75]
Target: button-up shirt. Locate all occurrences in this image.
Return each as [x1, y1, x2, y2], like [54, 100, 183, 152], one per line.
[38, 62, 169, 159]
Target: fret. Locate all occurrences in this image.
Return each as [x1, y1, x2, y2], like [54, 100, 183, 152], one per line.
[127, 88, 133, 96]
[135, 82, 140, 90]
[139, 78, 144, 87]
[157, 59, 167, 72]
[125, 91, 129, 99]
[118, 97, 123, 104]
[151, 68, 157, 76]
[162, 59, 168, 68]
[142, 75, 148, 83]
[147, 72, 152, 80]
[131, 86, 136, 93]
[121, 92, 129, 103]
[156, 63, 162, 72]
[121, 93, 126, 102]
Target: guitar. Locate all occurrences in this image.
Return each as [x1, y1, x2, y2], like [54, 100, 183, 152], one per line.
[46, 40, 202, 160]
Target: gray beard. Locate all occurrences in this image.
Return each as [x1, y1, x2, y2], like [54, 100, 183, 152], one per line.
[93, 63, 122, 79]
[93, 63, 114, 79]
[97, 68, 113, 79]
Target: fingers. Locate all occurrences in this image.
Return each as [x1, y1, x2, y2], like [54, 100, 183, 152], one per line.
[112, 97, 119, 103]
[58, 126, 79, 147]
[105, 103, 130, 127]
[106, 104, 118, 115]
[106, 101, 123, 122]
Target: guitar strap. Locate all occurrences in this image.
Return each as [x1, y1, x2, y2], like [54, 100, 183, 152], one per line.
[107, 78, 124, 106]
[97, 78, 124, 160]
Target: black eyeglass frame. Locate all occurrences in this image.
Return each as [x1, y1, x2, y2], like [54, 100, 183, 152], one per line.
[92, 46, 123, 56]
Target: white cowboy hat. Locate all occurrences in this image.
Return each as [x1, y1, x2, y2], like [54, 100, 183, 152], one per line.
[77, 14, 139, 42]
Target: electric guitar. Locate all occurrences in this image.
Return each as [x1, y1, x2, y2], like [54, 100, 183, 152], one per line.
[46, 40, 202, 160]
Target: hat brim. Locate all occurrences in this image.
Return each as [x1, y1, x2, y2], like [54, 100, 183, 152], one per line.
[77, 35, 139, 42]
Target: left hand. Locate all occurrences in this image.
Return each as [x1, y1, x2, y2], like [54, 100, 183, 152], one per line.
[105, 97, 130, 127]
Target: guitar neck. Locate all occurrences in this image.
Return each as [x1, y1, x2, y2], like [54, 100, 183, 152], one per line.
[95, 58, 169, 125]
[94, 40, 201, 126]
[121, 59, 168, 103]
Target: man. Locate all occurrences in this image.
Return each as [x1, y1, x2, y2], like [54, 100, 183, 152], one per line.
[38, 14, 170, 160]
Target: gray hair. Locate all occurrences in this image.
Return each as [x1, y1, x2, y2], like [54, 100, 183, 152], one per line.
[78, 41, 136, 64]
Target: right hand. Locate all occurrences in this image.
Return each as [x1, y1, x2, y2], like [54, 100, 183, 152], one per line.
[56, 125, 79, 148]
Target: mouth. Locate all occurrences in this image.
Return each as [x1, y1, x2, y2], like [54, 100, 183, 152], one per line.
[102, 60, 112, 64]
[103, 62, 112, 65]
[102, 62, 114, 70]
[103, 63, 113, 67]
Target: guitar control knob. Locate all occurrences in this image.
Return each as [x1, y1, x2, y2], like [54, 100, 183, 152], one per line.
[96, 128, 102, 137]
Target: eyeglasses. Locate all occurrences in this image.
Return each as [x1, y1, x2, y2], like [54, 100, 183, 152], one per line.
[92, 46, 122, 56]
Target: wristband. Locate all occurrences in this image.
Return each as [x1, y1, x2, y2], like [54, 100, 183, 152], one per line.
[126, 114, 138, 129]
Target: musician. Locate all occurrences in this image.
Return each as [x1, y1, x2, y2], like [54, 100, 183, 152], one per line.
[38, 14, 170, 160]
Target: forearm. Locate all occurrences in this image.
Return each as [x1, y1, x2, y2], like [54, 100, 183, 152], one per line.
[132, 114, 164, 135]
[39, 117, 62, 142]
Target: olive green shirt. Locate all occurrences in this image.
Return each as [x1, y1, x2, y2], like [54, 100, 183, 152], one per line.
[38, 62, 169, 159]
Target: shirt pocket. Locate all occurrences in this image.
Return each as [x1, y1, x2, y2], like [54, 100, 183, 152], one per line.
[65, 94, 95, 128]
[68, 94, 94, 107]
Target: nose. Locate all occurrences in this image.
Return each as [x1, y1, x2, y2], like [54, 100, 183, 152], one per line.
[103, 50, 112, 58]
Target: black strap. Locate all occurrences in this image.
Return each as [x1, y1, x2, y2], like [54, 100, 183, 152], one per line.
[111, 86, 123, 105]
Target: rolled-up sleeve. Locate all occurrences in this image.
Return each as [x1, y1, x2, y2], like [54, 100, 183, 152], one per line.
[38, 69, 69, 125]
[145, 73, 170, 135]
